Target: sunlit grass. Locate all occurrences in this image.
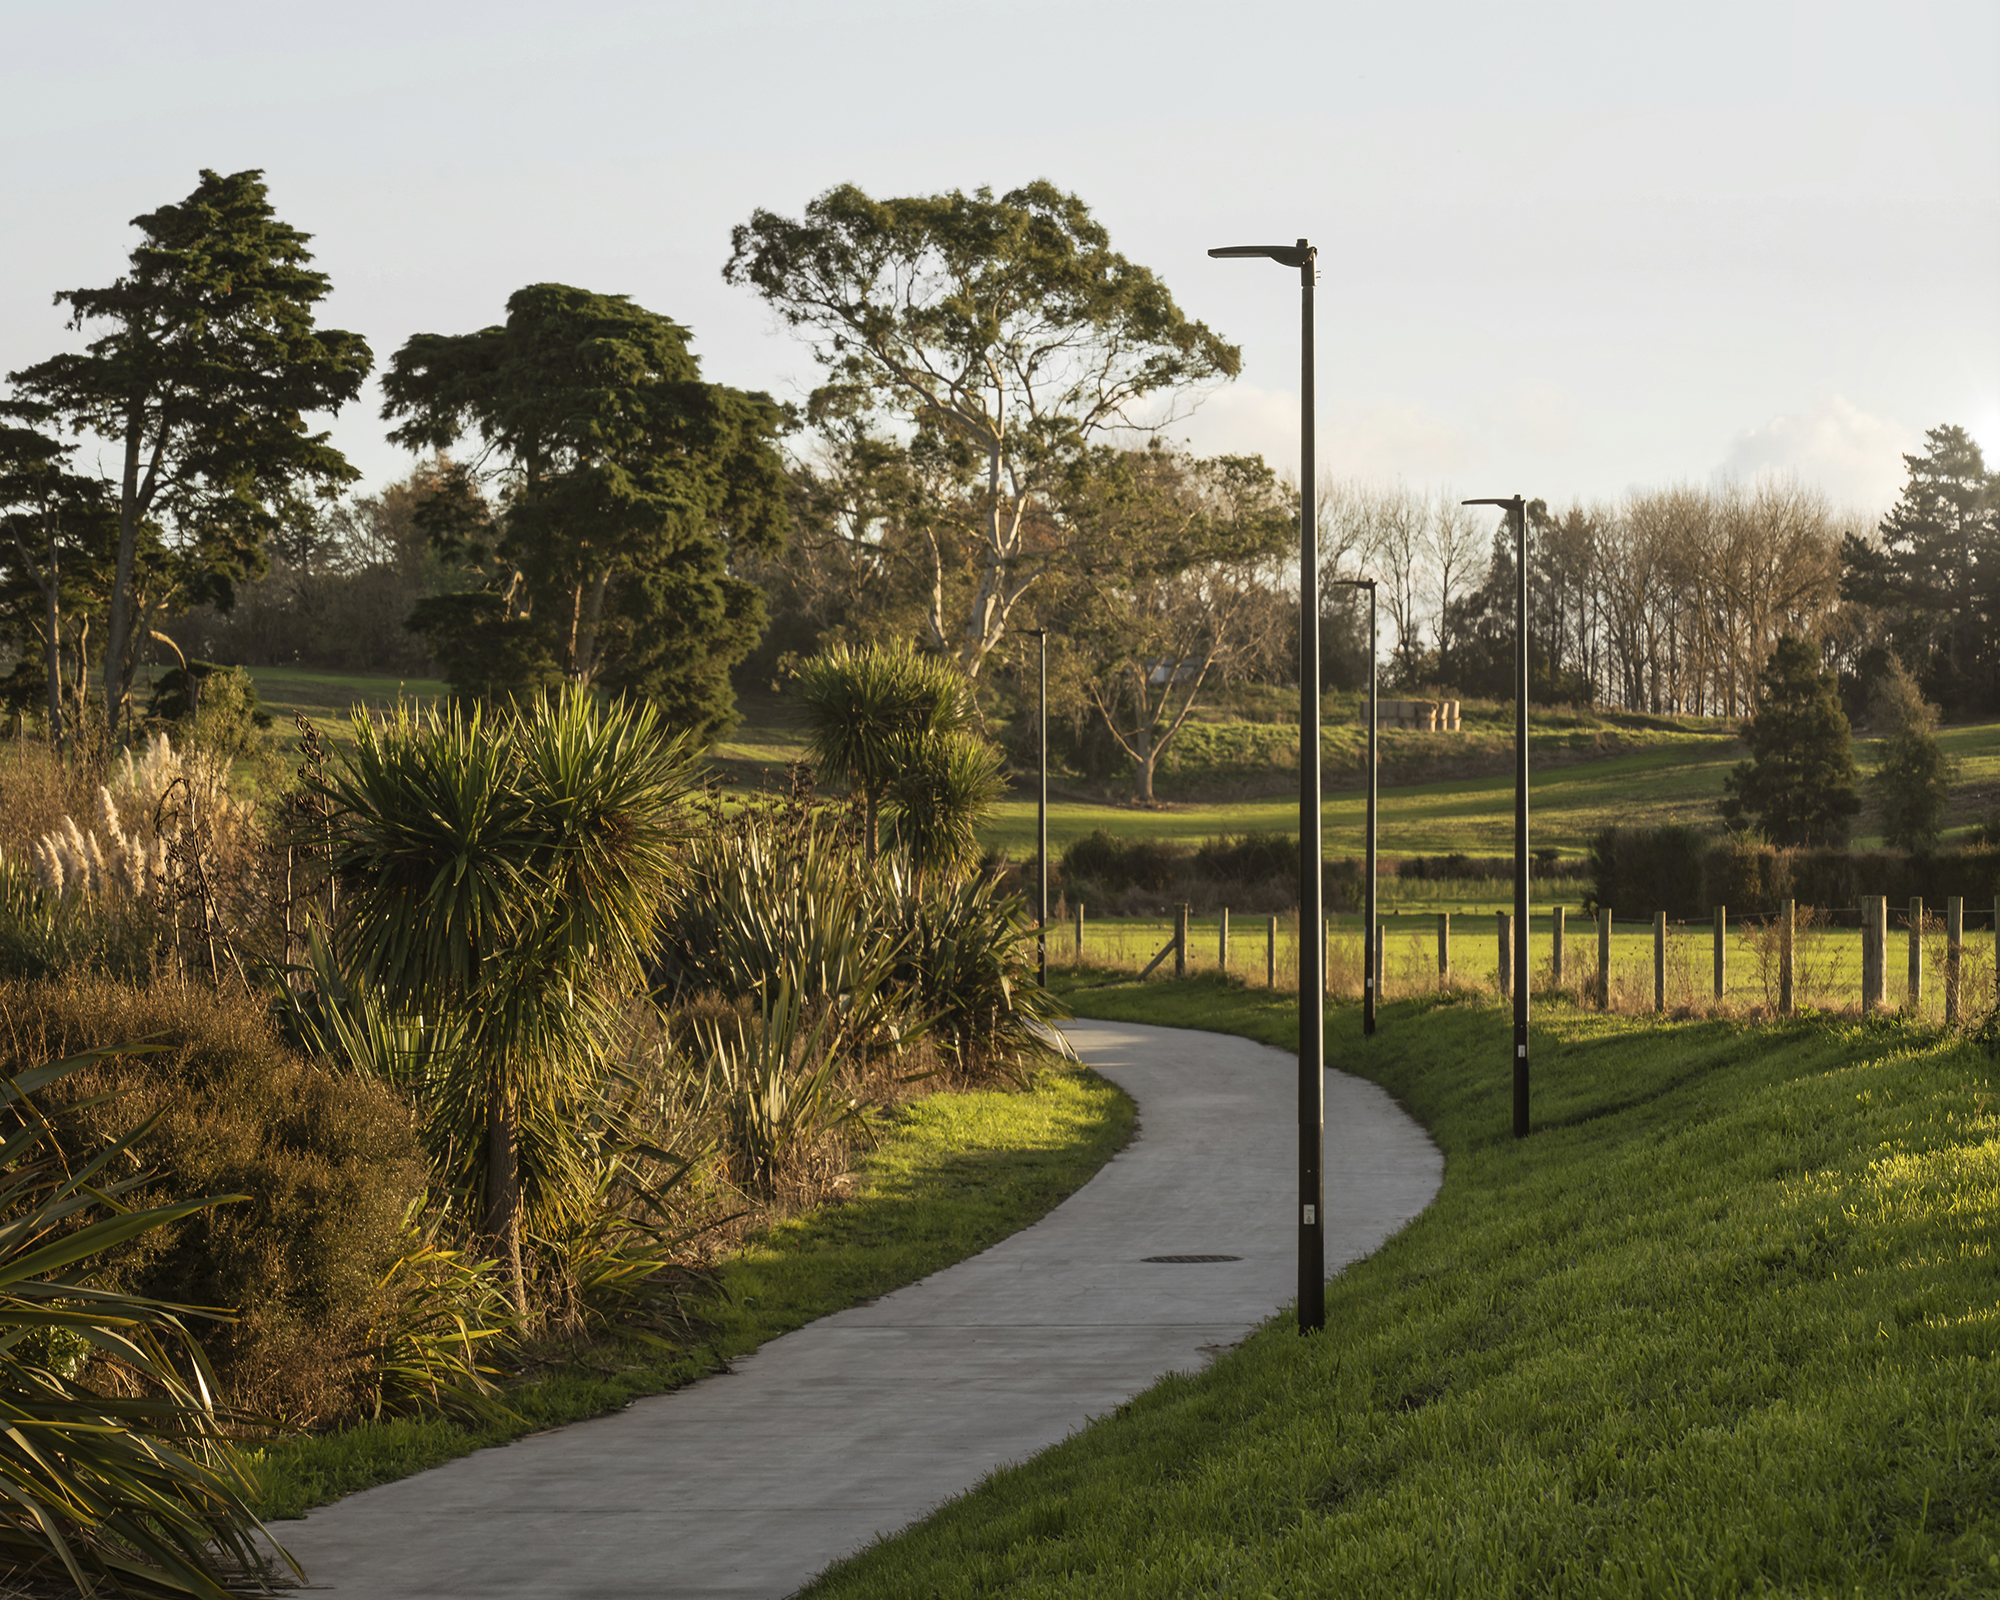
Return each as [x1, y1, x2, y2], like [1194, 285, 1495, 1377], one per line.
[800, 978, 2000, 1598]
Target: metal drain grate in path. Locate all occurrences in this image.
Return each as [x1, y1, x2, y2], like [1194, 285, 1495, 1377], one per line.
[1140, 1254, 1242, 1263]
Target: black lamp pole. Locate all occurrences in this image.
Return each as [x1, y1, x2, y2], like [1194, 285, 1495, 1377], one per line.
[1464, 495, 1530, 1137]
[1210, 237, 1323, 1333]
[1028, 627, 1049, 988]
[1329, 578, 1378, 1036]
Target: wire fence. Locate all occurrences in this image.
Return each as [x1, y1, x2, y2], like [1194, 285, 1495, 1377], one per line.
[1054, 896, 2000, 1025]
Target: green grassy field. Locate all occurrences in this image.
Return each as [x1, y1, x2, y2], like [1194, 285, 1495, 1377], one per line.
[229, 667, 2000, 860]
[799, 978, 2000, 1598]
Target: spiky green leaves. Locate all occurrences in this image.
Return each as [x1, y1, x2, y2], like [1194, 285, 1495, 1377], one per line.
[314, 689, 698, 1290]
[793, 642, 992, 867]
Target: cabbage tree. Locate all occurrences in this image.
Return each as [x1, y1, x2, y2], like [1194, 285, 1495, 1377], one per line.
[794, 642, 976, 861]
[319, 688, 693, 1311]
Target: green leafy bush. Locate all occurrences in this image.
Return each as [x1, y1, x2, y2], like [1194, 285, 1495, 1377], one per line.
[1586, 824, 1711, 919]
[1, 975, 429, 1427]
[0, 1045, 291, 1599]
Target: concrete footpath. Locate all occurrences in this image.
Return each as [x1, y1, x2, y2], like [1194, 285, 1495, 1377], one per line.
[272, 1019, 1443, 1599]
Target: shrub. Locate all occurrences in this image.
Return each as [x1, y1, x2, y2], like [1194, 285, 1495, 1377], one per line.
[0, 975, 428, 1426]
[1586, 824, 1710, 920]
[0, 1045, 289, 1598]
[1058, 829, 1190, 894]
[1193, 831, 1298, 883]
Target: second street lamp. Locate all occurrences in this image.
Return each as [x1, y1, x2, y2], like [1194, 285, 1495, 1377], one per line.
[1328, 578, 1378, 1037]
[1028, 628, 1050, 988]
[1464, 494, 1531, 1138]
[1208, 236, 1324, 1334]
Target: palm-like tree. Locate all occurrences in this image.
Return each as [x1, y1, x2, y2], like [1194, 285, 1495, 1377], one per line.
[883, 731, 1007, 892]
[318, 689, 694, 1311]
[794, 644, 976, 861]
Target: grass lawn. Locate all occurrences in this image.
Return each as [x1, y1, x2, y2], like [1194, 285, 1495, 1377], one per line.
[251, 1061, 1133, 1520]
[231, 664, 449, 751]
[981, 740, 1745, 861]
[224, 666, 2000, 861]
[800, 976, 2000, 1597]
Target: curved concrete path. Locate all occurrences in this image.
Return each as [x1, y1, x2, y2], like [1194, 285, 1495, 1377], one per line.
[273, 1020, 1441, 1599]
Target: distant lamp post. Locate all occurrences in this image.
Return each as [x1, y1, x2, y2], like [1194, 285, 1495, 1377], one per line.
[1328, 578, 1378, 1037]
[1028, 627, 1050, 987]
[1464, 494, 1531, 1138]
[1208, 236, 1324, 1334]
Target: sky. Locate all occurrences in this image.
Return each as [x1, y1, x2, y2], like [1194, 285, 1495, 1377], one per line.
[3, 0, 1995, 521]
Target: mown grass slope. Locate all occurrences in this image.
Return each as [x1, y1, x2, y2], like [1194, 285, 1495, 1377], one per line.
[801, 978, 2000, 1598]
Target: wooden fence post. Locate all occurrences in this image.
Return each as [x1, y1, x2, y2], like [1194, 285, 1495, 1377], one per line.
[1947, 896, 1963, 1025]
[1597, 908, 1611, 1010]
[1862, 896, 1885, 1014]
[1780, 898, 1795, 1017]
[1174, 904, 1187, 980]
[1497, 911, 1512, 997]
[1653, 912, 1666, 1013]
[1552, 906, 1565, 987]
[1438, 912, 1451, 988]
[1218, 907, 1230, 974]
[1908, 896, 1923, 1013]
[1266, 915, 1277, 988]
[1075, 902, 1084, 960]
[1375, 920, 1385, 1003]
[1714, 905, 1727, 1002]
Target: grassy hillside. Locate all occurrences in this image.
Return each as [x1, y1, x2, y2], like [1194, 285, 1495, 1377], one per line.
[226, 669, 2000, 861]
[800, 979, 2000, 1598]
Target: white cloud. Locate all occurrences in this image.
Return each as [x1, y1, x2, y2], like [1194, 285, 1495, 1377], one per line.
[1713, 396, 1917, 509]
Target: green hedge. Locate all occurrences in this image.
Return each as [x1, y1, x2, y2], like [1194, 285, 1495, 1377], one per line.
[1588, 825, 2000, 920]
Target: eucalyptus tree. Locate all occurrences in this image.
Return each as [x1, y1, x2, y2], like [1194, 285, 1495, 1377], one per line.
[320, 689, 694, 1312]
[383, 284, 790, 738]
[8, 169, 371, 743]
[724, 182, 1239, 679]
[1055, 446, 1292, 802]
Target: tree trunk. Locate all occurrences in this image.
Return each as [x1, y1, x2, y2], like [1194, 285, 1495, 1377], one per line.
[484, 1086, 527, 1315]
[1133, 722, 1155, 803]
[103, 408, 146, 748]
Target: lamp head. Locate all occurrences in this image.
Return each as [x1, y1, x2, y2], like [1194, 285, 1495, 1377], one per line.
[1209, 239, 1315, 270]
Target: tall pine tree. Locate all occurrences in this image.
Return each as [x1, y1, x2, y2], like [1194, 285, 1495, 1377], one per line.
[1840, 424, 1999, 713]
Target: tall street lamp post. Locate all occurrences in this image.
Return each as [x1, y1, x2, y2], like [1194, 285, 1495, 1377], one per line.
[1028, 627, 1049, 988]
[1464, 495, 1531, 1138]
[1209, 237, 1323, 1334]
[1329, 578, 1378, 1036]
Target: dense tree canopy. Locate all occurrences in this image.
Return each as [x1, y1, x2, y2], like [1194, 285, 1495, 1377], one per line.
[383, 284, 789, 737]
[724, 182, 1239, 680]
[7, 168, 371, 741]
